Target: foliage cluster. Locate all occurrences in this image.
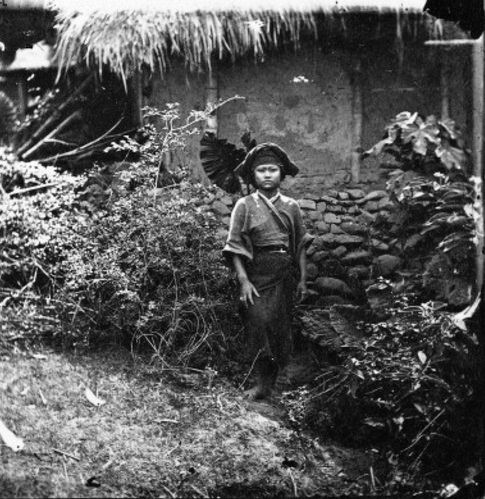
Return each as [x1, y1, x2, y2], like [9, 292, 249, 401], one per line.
[106, 98, 243, 187]
[0, 159, 85, 290]
[365, 112, 477, 306]
[1, 96, 246, 363]
[0, 154, 238, 365]
[58, 176, 238, 367]
[0, 158, 87, 349]
[285, 299, 479, 488]
[282, 112, 481, 488]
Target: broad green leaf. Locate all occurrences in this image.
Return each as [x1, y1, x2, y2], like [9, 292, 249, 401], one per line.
[363, 135, 395, 157]
[435, 143, 467, 170]
[438, 119, 459, 140]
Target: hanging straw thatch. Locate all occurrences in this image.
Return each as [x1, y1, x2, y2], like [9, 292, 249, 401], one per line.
[54, 10, 318, 83]
[51, 0, 451, 81]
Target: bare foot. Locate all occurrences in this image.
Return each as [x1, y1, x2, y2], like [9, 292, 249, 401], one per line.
[244, 384, 271, 401]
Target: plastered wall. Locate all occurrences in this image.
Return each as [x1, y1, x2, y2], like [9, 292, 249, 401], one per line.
[145, 42, 472, 196]
[217, 49, 353, 195]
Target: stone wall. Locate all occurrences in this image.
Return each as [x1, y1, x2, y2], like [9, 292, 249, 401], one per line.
[296, 186, 401, 305]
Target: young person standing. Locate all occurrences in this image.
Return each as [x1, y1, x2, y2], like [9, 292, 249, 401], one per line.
[223, 143, 312, 400]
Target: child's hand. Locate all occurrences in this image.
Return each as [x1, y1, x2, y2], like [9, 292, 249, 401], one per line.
[239, 279, 260, 307]
[296, 280, 308, 302]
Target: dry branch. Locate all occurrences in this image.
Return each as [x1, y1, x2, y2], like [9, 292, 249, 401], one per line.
[36, 117, 124, 164]
[52, 448, 81, 461]
[22, 110, 82, 160]
[17, 74, 94, 157]
[9, 182, 59, 197]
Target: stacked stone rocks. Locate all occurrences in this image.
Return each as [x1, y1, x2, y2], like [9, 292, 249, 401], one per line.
[297, 187, 401, 305]
[195, 186, 236, 241]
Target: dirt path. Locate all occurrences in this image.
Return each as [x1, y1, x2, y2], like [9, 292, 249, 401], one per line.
[0, 348, 372, 497]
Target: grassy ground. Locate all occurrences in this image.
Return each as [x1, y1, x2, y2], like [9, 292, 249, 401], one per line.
[0, 347, 374, 498]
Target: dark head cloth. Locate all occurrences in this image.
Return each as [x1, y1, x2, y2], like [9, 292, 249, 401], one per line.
[235, 143, 299, 184]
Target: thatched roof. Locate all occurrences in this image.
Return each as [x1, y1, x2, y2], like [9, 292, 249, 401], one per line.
[52, 0, 427, 12]
[51, 0, 461, 81]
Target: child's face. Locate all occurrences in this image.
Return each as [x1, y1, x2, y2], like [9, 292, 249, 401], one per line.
[253, 164, 282, 190]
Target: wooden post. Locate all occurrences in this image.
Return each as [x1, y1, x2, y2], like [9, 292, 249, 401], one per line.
[478, 3, 485, 464]
[206, 65, 218, 136]
[193, 60, 218, 186]
[472, 38, 484, 296]
[350, 61, 363, 184]
[130, 70, 143, 128]
[16, 76, 27, 120]
[440, 55, 450, 120]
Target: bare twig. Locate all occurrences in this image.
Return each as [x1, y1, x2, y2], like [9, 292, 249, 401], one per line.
[36, 117, 124, 164]
[38, 389, 47, 405]
[169, 96, 244, 136]
[0, 183, 10, 198]
[43, 138, 77, 146]
[73, 117, 124, 152]
[9, 182, 59, 197]
[0, 268, 37, 307]
[402, 409, 446, 453]
[189, 484, 208, 498]
[238, 349, 262, 390]
[288, 470, 298, 498]
[52, 448, 80, 462]
[62, 458, 68, 479]
[369, 466, 376, 491]
[160, 483, 176, 499]
[22, 110, 82, 159]
[17, 74, 94, 156]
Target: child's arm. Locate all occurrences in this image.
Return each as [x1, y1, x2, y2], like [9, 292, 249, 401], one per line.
[296, 249, 308, 301]
[233, 254, 260, 307]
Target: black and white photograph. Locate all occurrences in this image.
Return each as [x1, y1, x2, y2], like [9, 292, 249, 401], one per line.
[0, 0, 484, 496]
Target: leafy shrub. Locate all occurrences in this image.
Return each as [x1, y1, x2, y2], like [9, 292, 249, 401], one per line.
[105, 97, 243, 187]
[2, 95, 244, 363]
[0, 159, 87, 349]
[285, 301, 479, 483]
[364, 112, 477, 306]
[56, 176, 238, 366]
[0, 159, 85, 290]
[0, 154, 238, 365]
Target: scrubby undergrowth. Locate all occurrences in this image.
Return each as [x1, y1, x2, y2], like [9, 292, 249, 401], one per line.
[284, 300, 480, 493]
[1, 158, 239, 368]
